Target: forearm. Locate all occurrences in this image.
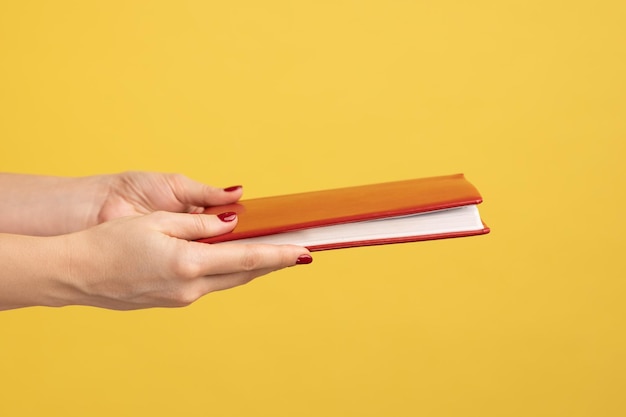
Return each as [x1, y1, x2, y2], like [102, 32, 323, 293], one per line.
[0, 233, 71, 310]
[0, 173, 110, 235]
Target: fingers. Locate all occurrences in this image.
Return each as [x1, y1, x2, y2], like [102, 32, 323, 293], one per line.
[139, 210, 313, 307]
[162, 235, 312, 305]
[169, 174, 243, 208]
[162, 266, 294, 307]
[192, 267, 278, 294]
[146, 210, 312, 274]
[180, 249, 312, 301]
[149, 211, 238, 241]
[189, 242, 311, 276]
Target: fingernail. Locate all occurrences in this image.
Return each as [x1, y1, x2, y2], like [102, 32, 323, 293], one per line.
[296, 254, 313, 265]
[217, 211, 237, 222]
[224, 185, 242, 192]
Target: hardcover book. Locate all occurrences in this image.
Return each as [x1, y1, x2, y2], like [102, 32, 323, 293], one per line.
[199, 173, 490, 251]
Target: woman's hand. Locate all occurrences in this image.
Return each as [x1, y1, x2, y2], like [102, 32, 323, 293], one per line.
[97, 171, 243, 223]
[0, 171, 312, 311]
[0, 171, 242, 236]
[1, 211, 312, 310]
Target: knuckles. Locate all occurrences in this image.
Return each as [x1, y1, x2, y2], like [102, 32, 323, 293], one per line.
[167, 251, 203, 280]
[239, 246, 264, 271]
[169, 287, 203, 307]
[189, 213, 214, 236]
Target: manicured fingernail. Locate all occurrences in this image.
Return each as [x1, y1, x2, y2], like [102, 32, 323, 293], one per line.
[224, 185, 242, 192]
[217, 211, 237, 222]
[296, 254, 313, 265]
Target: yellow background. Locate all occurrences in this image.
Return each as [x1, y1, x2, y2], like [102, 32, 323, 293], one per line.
[1, 1, 625, 416]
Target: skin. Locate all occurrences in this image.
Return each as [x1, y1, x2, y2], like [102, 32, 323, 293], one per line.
[0, 172, 311, 310]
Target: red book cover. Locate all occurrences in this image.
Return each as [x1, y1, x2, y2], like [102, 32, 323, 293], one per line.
[199, 173, 490, 251]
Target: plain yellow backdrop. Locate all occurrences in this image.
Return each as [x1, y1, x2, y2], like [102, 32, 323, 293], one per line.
[1, 1, 625, 416]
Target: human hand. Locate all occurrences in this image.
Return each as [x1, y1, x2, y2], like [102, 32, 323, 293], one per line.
[97, 171, 243, 224]
[52, 210, 311, 310]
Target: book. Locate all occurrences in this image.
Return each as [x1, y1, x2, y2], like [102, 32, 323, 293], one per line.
[199, 173, 489, 251]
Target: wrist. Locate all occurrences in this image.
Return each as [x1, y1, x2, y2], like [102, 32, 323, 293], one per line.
[0, 173, 112, 235]
[61, 174, 113, 232]
[0, 234, 75, 309]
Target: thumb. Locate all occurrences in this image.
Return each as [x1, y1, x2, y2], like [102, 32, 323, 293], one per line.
[149, 211, 238, 241]
[170, 174, 243, 208]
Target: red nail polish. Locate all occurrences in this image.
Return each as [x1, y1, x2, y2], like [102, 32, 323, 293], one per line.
[296, 254, 313, 265]
[217, 212, 237, 222]
[224, 185, 242, 192]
